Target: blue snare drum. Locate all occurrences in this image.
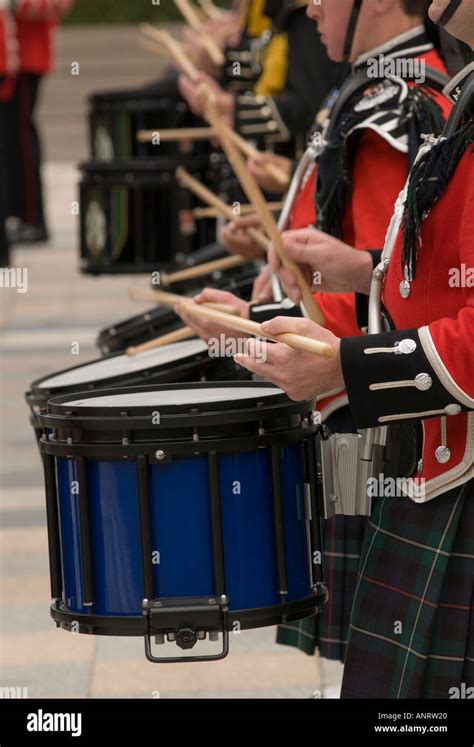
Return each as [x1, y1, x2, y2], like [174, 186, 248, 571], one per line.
[38, 382, 326, 662]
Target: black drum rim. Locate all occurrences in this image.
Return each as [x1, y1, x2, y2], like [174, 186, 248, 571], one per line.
[50, 586, 327, 637]
[39, 381, 316, 428]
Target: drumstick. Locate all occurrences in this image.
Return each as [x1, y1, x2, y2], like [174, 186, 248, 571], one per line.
[176, 167, 269, 252]
[199, 85, 325, 325]
[140, 25, 288, 189]
[139, 25, 200, 81]
[127, 325, 196, 356]
[139, 37, 173, 59]
[146, 290, 334, 358]
[193, 202, 283, 219]
[222, 126, 290, 189]
[197, 0, 222, 19]
[160, 255, 251, 286]
[173, 0, 225, 66]
[137, 127, 215, 143]
[130, 287, 241, 315]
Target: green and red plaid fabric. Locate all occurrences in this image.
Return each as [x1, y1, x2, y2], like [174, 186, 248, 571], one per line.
[341, 479, 474, 698]
[277, 405, 368, 663]
[277, 514, 367, 662]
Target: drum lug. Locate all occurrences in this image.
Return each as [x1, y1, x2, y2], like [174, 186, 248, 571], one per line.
[142, 596, 230, 663]
[150, 450, 172, 465]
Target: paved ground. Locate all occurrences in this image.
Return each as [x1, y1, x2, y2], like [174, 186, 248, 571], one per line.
[0, 25, 343, 698]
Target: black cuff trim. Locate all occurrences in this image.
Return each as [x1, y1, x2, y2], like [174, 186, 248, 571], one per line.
[340, 328, 466, 429]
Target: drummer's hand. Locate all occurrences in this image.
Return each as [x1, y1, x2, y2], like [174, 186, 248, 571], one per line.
[269, 227, 374, 303]
[251, 264, 274, 304]
[178, 73, 234, 126]
[247, 152, 292, 194]
[183, 28, 221, 78]
[206, 13, 242, 47]
[220, 214, 265, 259]
[175, 288, 250, 346]
[234, 317, 344, 401]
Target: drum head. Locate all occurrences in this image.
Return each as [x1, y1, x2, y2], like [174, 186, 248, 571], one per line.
[32, 339, 208, 393]
[67, 384, 283, 408]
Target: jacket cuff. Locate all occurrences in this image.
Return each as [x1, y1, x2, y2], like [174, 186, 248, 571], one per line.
[340, 327, 466, 429]
[235, 93, 290, 143]
[249, 298, 303, 323]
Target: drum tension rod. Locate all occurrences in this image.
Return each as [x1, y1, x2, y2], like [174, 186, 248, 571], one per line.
[42, 453, 63, 603]
[305, 434, 326, 589]
[140, 450, 231, 662]
[76, 458, 95, 609]
[270, 445, 289, 601]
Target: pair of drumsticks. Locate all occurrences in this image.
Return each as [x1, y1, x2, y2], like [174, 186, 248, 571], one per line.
[128, 287, 333, 359]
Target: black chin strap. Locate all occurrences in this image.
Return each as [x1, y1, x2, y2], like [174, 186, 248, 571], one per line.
[439, 0, 463, 27]
[343, 0, 363, 61]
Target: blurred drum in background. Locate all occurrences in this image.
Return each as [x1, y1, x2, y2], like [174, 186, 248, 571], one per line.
[89, 84, 208, 161]
[97, 253, 259, 356]
[78, 158, 217, 274]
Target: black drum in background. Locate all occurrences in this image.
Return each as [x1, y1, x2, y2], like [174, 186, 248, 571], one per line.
[89, 86, 208, 161]
[155, 243, 260, 296]
[79, 159, 216, 275]
[97, 255, 259, 355]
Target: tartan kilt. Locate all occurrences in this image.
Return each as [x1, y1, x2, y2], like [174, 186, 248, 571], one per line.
[277, 514, 367, 661]
[276, 406, 368, 662]
[341, 478, 474, 698]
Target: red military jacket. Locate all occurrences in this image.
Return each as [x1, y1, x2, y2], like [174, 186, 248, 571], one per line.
[0, 8, 18, 100]
[14, 0, 73, 74]
[341, 66, 474, 501]
[289, 43, 451, 419]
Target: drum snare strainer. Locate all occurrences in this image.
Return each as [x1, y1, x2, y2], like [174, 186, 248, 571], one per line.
[38, 382, 327, 662]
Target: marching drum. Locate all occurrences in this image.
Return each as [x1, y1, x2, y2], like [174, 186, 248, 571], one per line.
[26, 340, 247, 440]
[89, 85, 208, 161]
[38, 382, 326, 662]
[79, 159, 216, 274]
[155, 243, 260, 297]
[97, 253, 260, 355]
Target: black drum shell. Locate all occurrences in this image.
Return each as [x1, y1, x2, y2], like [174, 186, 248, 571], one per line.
[89, 85, 209, 160]
[79, 159, 216, 274]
